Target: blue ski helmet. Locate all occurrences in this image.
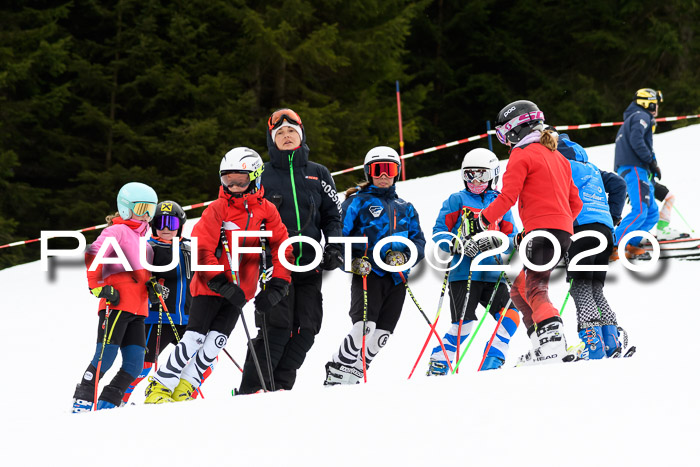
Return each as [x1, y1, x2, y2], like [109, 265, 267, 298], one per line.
[116, 182, 158, 220]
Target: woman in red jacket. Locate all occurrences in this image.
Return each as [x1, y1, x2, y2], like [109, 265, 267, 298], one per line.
[144, 147, 292, 403]
[478, 100, 582, 364]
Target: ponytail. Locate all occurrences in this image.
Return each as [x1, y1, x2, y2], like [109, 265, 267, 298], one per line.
[540, 129, 558, 151]
[344, 181, 370, 197]
[105, 211, 120, 226]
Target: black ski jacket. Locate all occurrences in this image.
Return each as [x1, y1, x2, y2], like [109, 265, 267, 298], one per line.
[261, 132, 343, 267]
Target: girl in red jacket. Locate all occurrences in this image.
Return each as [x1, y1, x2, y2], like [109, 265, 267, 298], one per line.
[71, 182, 159, 412]
[478, 100, 582, 364]
[144, 147, 291, 403]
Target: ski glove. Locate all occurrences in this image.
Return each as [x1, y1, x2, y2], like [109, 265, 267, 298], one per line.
[477, 234, 502, 253]
[146, 277, 164, 304]
[207, 274, 247, 309]
[450, 238, 479, 258]
[649, 159, 661, 180]
[513, 232, 526, 250]
[351, 257, 372, 276]
[322, 245, 344, 271]
[254, 278, 289, 314]
[385, 250, 408, 266]
[91, 286, 120, 306]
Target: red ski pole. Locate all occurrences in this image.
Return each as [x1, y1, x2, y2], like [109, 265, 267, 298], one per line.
[477, 299, 512, 371]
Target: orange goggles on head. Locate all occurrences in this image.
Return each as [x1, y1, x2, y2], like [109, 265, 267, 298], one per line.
[267, 109, 303, 131]
[369, 162, 399, 178]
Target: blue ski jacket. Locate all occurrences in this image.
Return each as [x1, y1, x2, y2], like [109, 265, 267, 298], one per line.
[558, 133, 627, 229]
[614, 102, 657, 172]
[341, 184, 425, 285]
[433, 188, 517, 283]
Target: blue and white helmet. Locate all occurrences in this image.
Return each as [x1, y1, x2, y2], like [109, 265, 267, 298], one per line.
[116, 182, 158, 220]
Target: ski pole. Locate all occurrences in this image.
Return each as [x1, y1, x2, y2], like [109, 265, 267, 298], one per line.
[560, 279, 573, 316]
[223, 348, 244, 373]
[155, 302, 163, 372]
[673, 204, 696, 233]
[399, 272, 454, 374]
[407, 268, 449, 379]
[220, 227, 268, 392]
[452, 250, 515, 374]
[93, 303, 111, 411]
[455, 208, 473, 374]
[157, 294, 181, 342]
[362, 273, 368, 383]
[259, 226, 276, 391]
[477, 297, 513, 371]
[407, 213, 468, 379]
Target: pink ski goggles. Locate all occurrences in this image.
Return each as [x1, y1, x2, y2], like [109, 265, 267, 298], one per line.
[495, 110, 545, 144]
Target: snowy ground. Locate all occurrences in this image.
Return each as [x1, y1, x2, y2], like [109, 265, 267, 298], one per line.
[1, 125, 699, 466]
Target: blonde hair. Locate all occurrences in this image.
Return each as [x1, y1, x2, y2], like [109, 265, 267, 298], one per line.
[540, 129, 558, 151]
[105, 211, 121, 226]
[344, 181, 370, 197]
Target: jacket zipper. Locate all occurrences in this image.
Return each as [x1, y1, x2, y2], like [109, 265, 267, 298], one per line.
[288, 152, 303, 266]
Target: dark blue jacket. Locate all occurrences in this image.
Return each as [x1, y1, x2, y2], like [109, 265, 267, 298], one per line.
[433, 189, 517, 283]
[558, 134, 627, 228]
[145, 237, 191, 325]
[614, 102, 657, 171]
[342, 184, 425, 284]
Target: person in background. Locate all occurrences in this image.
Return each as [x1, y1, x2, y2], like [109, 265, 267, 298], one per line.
[324, 146, 425, 385]
[611, 88, 663, 259]
[556, 131, 627, 359]
[428, 148, 520, 374]
[477, 100, 582, 365]
[71, 182, 159, 412]
[237, 109, 344, 394]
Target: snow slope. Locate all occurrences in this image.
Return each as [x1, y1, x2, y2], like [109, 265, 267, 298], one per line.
[1, 125, 699, 466]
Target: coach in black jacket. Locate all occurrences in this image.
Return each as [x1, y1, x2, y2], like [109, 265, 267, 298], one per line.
[238, 108, 344, 393]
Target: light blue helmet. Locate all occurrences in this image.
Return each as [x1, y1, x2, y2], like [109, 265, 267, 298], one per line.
[116, 182, 158, 220]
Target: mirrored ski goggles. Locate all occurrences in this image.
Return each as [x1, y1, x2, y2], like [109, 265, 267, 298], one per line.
[221, 171, 252, 189]
[369, 162, 399, 178]
[495, 110, 545, 145]
[131, 202, 157, 218]
[153, 215, 181, 231]
[267, 108, 303, 131]
[462, 167, 498, 183]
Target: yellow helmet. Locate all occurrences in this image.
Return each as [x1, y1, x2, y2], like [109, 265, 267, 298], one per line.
[635, 88, 663, 111]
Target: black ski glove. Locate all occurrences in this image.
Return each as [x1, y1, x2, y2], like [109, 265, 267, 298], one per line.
[91, 285, 120, 306]
[322, 245, 344, 271]
[207, 273, 247, 308]
[649, 159, 661, 180]
[146, 277, 164, 304]
[255, 278, 289, 314]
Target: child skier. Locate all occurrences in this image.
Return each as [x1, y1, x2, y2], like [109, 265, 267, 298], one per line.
[144, 147, 291, 403]
[557, 132, 627, 359]
[427, 148, 520, 375]
[324, 146, 425, 385]
[71, 182, 159, 412]
[121, 200, 215, 403]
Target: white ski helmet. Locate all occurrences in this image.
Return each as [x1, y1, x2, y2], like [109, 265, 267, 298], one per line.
[363, 146, 401, 183]
[219, 147, 264, 195]
[116, 182, 158, 220]
[461, 148, 500, 191]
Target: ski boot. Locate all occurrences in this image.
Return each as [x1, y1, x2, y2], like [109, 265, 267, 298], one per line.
[625, 243, 651, 260]
[95, 400, 118, 410]
[578, 325, 605, 360]
[144, 377, 175, 404]
[533, 317, 567, 364]
[72, 398, 93, 413]
[172, 379, 196, 402]
[426, 359, 449, 376]
[656, 225, 690, 241]
[480, 356, 504, 371]
[324, 361, 363, 386]
[601, 324, 622, 358]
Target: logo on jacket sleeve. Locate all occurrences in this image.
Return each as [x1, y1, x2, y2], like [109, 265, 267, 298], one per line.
[640, 119, 648, 129]
[369, 205, 384, 218]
